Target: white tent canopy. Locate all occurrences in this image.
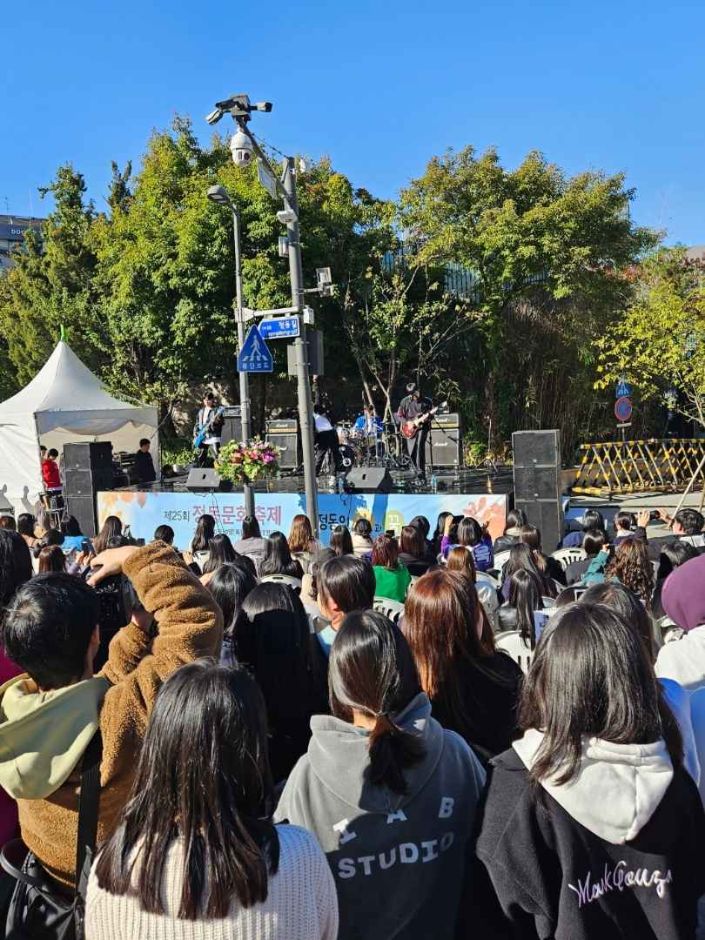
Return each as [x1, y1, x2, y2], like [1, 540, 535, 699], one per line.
[0, 341, 158, 514]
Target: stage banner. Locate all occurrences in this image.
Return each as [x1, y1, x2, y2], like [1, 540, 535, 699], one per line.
[97, 490, 509, 550]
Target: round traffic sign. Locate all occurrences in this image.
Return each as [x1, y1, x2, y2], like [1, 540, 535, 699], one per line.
[614, 396, 633, 423]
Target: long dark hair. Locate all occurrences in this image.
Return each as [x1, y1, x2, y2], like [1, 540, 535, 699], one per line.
[403, 569, 497, 736]
[93, 516, 123, 555]
[433, 512, 453, 551]
[519, 603, 682, 785]
[329, 610, 425, 795]
[203, 533, 238, 574]
[579, 581, 657, 662]
[457, 517, 483, 548]
[504, 543, 556, 598]
[259, 531, 303, 578]
[657, 540, 699, 580]
[330, 525, 353, 557]
[400, 525, 426, 560]
[241, 516, 262, 540]
[191, 514, 216, 553]
[209, 563, 258, 653]
[94, 662, 279, 917]
[507, 568, 544, 648]
[37, 545, 66, 574]
[0, 530, 32, 606]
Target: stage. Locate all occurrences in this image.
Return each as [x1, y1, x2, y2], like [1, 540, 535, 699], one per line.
[96, 467, 513, 549]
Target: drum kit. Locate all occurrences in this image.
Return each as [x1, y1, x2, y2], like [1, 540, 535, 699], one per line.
[333, 420, 411, 472]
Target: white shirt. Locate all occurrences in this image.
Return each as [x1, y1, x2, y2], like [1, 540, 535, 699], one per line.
[198, 406, 221, 445]
[314, 412, 333, 433]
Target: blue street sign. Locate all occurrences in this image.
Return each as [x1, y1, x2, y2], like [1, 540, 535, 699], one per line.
[615, 379, 632, 399]
[259, 316, 300, 339]
[237, 324, 273, 373]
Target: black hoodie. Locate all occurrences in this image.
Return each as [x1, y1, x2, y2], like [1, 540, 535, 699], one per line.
[475, 732, 705, 940]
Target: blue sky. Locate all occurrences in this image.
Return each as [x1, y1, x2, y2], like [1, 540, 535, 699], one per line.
[2, 0, 703, 244]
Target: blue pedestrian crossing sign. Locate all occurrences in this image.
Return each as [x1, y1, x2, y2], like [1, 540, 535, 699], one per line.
[615, 379, 632, 399]
[237, 324, 273, 373]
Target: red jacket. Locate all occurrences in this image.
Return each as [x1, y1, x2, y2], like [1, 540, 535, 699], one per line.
[41, 458, 61, 489]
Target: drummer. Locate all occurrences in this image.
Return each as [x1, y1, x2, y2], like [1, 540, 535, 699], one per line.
[353, 404, 384, 440]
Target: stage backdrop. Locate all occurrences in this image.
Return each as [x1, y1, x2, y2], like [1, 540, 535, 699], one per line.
[97, 490, 509, 550]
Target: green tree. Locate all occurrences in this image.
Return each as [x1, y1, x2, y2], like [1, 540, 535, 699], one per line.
[596, 247, 705, 426]
[0, 166, 101, 385]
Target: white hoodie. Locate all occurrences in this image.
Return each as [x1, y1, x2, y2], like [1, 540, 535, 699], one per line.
[513, 728, 673, 844]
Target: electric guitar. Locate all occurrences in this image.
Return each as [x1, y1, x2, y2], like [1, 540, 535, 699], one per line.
[193, 406, 225, 449]
[400, 403, 445, 439]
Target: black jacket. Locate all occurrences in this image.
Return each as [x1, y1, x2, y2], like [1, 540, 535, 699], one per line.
[476, 748, 705, 940]
[133, 449, 156, 484]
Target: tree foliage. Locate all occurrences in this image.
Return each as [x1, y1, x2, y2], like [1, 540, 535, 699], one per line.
[596, 248, 705, 426]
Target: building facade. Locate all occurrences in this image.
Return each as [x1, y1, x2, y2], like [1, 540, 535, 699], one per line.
[0, 214, 44, 270]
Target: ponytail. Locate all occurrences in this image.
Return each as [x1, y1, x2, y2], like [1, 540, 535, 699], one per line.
[367, 713, 425, 795]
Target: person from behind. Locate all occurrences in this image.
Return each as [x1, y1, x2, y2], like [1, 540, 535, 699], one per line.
[446, 545, 500, 631]
[351, 518, 374, 557]
[560, 508, 605, 548]
[202, 533, 241, 573]
[276, 610, 486, 940]
[260, 531, 304, 580]
[287, 514, 320, 572]
[188, 512, 216, 571]
[441, 516, 493, 572]
[0, 515, 16, 531]
[87, 662, 338, 940]
[152, 524, 175, 546]
[477, 602, 705, 940]
[432, 511, 454, 556]
[517, 524, 564, 584]
[655, 554, 705, 691]
[232, 515, 268, 572]
[493, 508, 528, 554]
[133, 437, 156, 485]
[208, 562, 258, 668]
[409, 515, 433, 554]
[315, 555, 376, 657]
[60, 515, 92, 555]
[501, 542, 558, 602]
[606, 536, 655, 606]
[652, 540, 699, 620]
[0, 540, 222, 891]
[235, 583, 324, 780]
[92, 515, 124, 555]
[329, 524, 354, 557]
[37, 544, 66, 574]
[564, 528, 608, 585]
[656, 507, 705, 549]
[403, 569, 523, 763]
[371, 533, 411, 603]
[16, 513, 38, 550]
[613, 509, 650, 546]
[498, 567, 548, 646]
[399, 525, 434, 576]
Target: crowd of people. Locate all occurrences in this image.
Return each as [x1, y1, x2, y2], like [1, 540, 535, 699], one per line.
[1, 502, 705, 938]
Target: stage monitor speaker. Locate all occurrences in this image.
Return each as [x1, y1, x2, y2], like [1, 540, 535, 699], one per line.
[512, 429, 563, 551]
[266, 419, 300, 470]
[185, 468, 222, 492]
[63, 442, 113, 472]
[345, 467, 394, 494]
[65, 495, 99, 539]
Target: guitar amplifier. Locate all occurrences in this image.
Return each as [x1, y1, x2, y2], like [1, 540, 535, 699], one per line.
[424, 413, 463, 468]
[266, 419, 300, 470]
[221, 406, 243, 446]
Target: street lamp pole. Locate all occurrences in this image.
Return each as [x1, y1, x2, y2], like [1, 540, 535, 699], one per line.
[282, 157, 318, 532]
[208, 185, 254, 517]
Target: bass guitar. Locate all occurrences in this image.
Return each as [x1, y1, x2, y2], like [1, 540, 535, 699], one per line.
[400, 404, 443, 440]
[193, 406, 225, 449]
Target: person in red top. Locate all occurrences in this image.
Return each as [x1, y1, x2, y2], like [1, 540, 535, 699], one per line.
[41, 448, 61, 490]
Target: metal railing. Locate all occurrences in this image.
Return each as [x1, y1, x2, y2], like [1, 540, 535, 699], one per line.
[572, 438, 705, 495]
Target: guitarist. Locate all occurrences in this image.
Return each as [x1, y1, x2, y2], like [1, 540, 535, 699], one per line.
[193, 391, 225, 467]
[396, 382, 433, 479]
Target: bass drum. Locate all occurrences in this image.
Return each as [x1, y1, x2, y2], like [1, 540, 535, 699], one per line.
[338, 444, 356, 470]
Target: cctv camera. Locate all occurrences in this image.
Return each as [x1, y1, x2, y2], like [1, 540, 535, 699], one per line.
[276, 208, 298, 225]
[230, 129, 254, 166]
[205, 108, 223, 126]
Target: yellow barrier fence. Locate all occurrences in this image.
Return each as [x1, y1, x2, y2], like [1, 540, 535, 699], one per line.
[572, 439, 705, 496]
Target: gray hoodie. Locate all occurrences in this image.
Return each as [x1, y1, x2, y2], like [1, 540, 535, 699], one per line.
[275, 693, 486, 940]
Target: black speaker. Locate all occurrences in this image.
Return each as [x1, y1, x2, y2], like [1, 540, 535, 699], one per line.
[266, 419, 300, 470]
[65, 495, 99, 538]
[64, 468, 113, 497]
[345, 467, 394, 493]
[63, 442, 113, 472]
[512, 430, 563, 551]
[221, 414, 243, 446]
[185, 468, 222, 491]
[425, 415, 463, 468]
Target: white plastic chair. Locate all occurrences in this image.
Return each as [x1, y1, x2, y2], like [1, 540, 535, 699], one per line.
[495, 630, 534, 675]
[259, 573, 302, 593]
[492, 549, 512, 573]
[551, 547, 587, 571]
[373, 597, 405, 624]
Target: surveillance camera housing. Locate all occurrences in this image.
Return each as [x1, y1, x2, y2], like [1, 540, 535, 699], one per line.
[205, 108, 223, 126]
[276, 208, 297, 225]
[230, 129, 254, 166]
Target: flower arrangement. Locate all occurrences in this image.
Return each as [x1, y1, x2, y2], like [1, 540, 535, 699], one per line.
[215, 438, 281, 484]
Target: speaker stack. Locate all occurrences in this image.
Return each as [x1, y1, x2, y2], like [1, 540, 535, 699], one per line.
[220, 406, 243, 446]
[512, 430, 564, 551]
[424, 413, 463, 468]
[63, 442, 114, 538]
[265, 419, 300, 470]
